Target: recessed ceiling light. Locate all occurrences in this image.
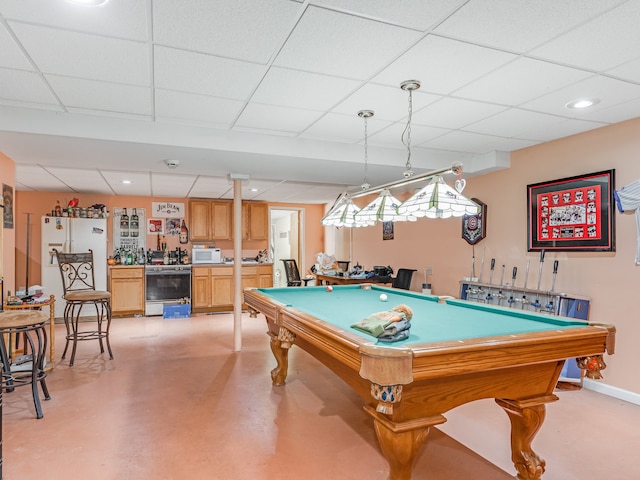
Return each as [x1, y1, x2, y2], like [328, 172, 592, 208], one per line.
[566, 98, 600, 110]
[121, 180, 132, 185]
[250, 188, 259, 192]
[66, 0, 110, 6]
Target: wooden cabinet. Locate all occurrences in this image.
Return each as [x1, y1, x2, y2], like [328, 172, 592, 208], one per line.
[242, 202, 268, 240]
[258, 265, 273, 288]
[191, 264, 273, 313]
[109, 266, 145, 316]
[189, 199, 232, 242]
[192, 266, 212, 309]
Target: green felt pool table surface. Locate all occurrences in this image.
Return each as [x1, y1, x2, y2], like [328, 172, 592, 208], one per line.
[255, 284, 589, 346]
[244, 284, 615, 480]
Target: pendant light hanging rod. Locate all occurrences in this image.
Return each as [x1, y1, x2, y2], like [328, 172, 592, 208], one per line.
[347, 162, 462, 200]
[401, 80, 420, 179]
[358, 109, 374, 191]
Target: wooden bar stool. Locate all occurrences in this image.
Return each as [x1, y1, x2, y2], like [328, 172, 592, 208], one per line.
[0, 310, 50, 419]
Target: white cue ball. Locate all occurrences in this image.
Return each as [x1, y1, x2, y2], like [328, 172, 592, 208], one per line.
[379, 293, 388, 302]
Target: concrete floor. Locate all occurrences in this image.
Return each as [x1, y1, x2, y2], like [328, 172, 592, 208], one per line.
[3, 312, 639, 480]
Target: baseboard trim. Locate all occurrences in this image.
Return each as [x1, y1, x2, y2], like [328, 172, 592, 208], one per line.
[583, 379, 640, 405]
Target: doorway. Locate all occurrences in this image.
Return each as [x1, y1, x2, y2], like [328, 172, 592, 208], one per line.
[270, 208, 303, 288]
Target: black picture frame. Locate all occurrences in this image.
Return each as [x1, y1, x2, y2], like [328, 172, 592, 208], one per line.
[382, 221, 394, 240]
[3, 183, 14, 229]
[527, 170, 615, 252]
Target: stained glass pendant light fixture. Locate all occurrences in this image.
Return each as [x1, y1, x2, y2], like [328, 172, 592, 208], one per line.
[321, 79, 478, 228]
[354, 188, 416, 224]
[398, 171, 480, 218]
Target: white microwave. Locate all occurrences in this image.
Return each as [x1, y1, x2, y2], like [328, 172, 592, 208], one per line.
[191, 247, 222, 264]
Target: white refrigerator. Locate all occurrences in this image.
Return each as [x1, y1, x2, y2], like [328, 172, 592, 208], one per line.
[41, 216, 108, 318]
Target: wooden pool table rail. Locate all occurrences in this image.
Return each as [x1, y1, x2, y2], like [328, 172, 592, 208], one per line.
[244, 287, 615, 480]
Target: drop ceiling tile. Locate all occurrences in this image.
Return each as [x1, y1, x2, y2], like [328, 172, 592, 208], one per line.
[465, 108, 607, 143]
[273, 6, 421, 80]
[154, 47, 267, 100]
[189, 176, 236, 199]
[151, 173, 196, 198]
[606, 57, 640, 84]
[45, 75, 152, 116]
[299, 112, 371, 143]
[580, 96, 640, 124]
[15, 165, 71, 192]
[152, 0, 301, 64]
[454, 57, 592, 105]
[0, 0, 148, 41]
[332, 83, 441, 122]
[318, 0, 468, 31]
[251, 67, 361, 110]
[236, 103, 324, 133]
[521, 75, 640, 118]
[373, 35, 517, 95]
[0, 24, 32, 70]
[433, 0, 622, 53]
[464, 108, 562, 139]
[0, 68, 58, 104]
[101, 171, 151, 196]
[421, 130, 508, 153]
[530, 1, 640, 71]
[367, 122, 451, 148]
[412, 97, 509, 129]
[46, 167, 113, 195]
[9, 22, 149, 85]
[155, 89, 244, 127]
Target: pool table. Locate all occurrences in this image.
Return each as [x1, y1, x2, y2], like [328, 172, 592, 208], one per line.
[244, 284, 615, 480]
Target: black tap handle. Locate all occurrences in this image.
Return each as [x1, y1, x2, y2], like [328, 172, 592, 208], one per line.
[512, 267, 517, 280]
[490, 258, 495, 270]
[540, 249, 545, 262]
[553, 260, 559, 274]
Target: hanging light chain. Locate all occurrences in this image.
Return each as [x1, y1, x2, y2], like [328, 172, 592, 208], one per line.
[400, 80, 420, 178]
[358, 110, 374, 190]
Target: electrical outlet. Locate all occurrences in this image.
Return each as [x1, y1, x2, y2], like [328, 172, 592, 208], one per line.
[426, 266, 433, 275]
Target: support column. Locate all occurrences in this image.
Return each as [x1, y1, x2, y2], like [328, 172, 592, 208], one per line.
[229, 174, 248, 352]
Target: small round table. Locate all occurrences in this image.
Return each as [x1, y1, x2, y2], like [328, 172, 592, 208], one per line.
[0, 310, 51, 419]
[3, 295, 55, 371]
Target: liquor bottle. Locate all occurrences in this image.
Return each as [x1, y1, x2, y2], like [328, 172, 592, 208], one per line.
[130, 208, 139, 237]
[54, 200, 62, 217]
[161, 235, 167, 252]
[156, 233, 161, 251]
[179, 219, 189, 244]
[120, 208, 129, 237]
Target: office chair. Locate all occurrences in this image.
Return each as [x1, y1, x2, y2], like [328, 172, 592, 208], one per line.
[392, 268, 417, 290]
[55, 250, 113, 366]
[281, 259, 312, 286]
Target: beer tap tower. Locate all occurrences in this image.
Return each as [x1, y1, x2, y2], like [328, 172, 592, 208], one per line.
[459, 252, 589, 320]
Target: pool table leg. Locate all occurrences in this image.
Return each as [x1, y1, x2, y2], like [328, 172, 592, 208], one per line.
[496, 395, 558, 480]
[365, 405, 446, 480]
[268, 327, 296, 386]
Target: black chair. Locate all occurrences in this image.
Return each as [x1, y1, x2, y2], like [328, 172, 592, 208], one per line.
[55, 250, 113, 366]
[281, 259, 312, 287]
[392, 268, 417, 290]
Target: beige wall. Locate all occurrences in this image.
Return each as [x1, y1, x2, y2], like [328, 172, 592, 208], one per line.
[351, 117, 640, 395]
[13, 191, 325, 295]
[0, 152, 15, 296]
